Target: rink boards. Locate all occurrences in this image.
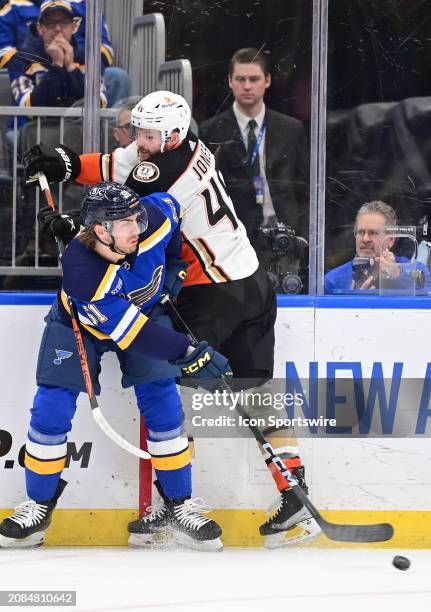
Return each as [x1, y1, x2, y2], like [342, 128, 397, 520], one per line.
[1, 293, 431, 547]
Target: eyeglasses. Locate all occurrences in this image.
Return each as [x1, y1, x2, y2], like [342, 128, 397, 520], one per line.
[115, 123, 131, 130]
[354, 229, 382, 238]
[41, 18, 74, 29]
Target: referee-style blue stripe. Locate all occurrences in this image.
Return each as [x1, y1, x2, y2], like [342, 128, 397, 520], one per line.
[1, 292, 431, 309]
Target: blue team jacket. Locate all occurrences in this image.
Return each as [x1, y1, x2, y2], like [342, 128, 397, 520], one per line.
[0, 0, 113, 70]
[7, 23, 106, 127]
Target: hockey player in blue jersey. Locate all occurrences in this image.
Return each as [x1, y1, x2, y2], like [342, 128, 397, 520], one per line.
[0, 181, 232, 551]
[25, 93, 321, 548]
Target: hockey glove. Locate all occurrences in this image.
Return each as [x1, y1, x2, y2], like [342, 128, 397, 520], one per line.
[24, 144, 81, 184]
[162, 258, 188, 302]
[173, 341, 233, 391]
[38, 206, 81, 243]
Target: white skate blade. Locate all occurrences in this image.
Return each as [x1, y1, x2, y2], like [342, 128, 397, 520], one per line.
[0, 531, 45, 549]
[173, 532, 223, 552]
[264, 518, 322, 548]
[128, 531, 174, 549]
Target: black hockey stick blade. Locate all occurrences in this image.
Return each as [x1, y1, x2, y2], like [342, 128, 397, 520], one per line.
[294, 486, 394, 542]
[162, 300, 395, 543]
[316, 517, 394, 543]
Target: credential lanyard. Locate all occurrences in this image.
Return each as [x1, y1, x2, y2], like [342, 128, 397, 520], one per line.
[249, 119, 266, 168]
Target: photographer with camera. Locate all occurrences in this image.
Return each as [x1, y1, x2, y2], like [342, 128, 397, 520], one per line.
[324, 200, 431, 294]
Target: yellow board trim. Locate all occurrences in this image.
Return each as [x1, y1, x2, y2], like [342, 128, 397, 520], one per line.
[150, 447, 191, 471]
[24, 454, 66, 475]
[0, 509, 431, 547]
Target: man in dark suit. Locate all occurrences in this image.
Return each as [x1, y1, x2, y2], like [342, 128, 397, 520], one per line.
[199, 48, 309, 260]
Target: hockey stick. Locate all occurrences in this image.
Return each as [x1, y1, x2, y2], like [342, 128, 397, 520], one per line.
[36, 172, 150, 460]
[162, 296, 394, 543]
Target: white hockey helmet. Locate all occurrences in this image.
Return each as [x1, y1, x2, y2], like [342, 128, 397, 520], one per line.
[131, 91, 191, 152]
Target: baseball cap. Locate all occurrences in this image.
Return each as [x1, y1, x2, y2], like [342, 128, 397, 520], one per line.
[39, 1, 74, 22]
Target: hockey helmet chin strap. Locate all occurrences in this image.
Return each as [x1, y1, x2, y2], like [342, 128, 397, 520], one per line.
[95, 233, 130, 256]
[93, 220, 131, 256]
[96, 214, 146, 256]
[96, 236, 127, 255]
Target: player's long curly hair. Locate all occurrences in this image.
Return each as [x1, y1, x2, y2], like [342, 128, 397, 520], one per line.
[76, 225, 97, 250]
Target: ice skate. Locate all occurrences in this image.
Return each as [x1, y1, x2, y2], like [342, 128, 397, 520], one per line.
[128, 497, 222, 551]
[260, 467, 321, 547]
[128, 503, 173, 548]
[0, 479, 67, 549]
[167, 497, 223, 551]
[260, 485, 322, 548]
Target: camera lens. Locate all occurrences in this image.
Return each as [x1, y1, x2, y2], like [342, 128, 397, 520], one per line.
[274, 235, 290, 251]
[281, 273, 303, 294]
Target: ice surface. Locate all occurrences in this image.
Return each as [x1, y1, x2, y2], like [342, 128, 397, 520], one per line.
[0, 547, 430, 611]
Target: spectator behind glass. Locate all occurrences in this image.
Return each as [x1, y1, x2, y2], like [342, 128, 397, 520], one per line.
[199, 47, 309, 254]
[7, 0, 107, 129]
[0, 0, 129, 107]
[112, 102, 134, 149]
[324, 200, 431, 294]
[0, 0, 113, 72]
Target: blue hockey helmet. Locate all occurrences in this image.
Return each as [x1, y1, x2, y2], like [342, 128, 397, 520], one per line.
[81, 182, 148, 233]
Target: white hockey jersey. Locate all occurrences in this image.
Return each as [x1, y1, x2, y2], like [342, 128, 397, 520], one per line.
[96, 133, 259, 286]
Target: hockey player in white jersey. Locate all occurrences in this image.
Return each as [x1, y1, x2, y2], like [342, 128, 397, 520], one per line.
[25, 91, 321, 547]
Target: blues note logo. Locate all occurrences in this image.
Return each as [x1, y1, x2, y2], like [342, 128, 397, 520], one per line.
[53, 349, 73, 365]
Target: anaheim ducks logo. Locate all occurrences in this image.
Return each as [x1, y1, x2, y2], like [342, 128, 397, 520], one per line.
[133, 161, 160, 182]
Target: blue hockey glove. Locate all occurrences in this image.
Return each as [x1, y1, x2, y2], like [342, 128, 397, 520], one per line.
[173, 341, 233, 391]
[162, 258, 188, 302]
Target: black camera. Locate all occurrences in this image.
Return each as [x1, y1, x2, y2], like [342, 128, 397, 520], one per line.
[352, 255, 425, 291]
[352, 256, 376, 287]
[258, 222, 295, 253]
[257, 222, 308, 294]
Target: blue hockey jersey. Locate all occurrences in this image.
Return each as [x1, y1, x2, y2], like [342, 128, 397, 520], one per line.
[58, 192, 190, 362]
